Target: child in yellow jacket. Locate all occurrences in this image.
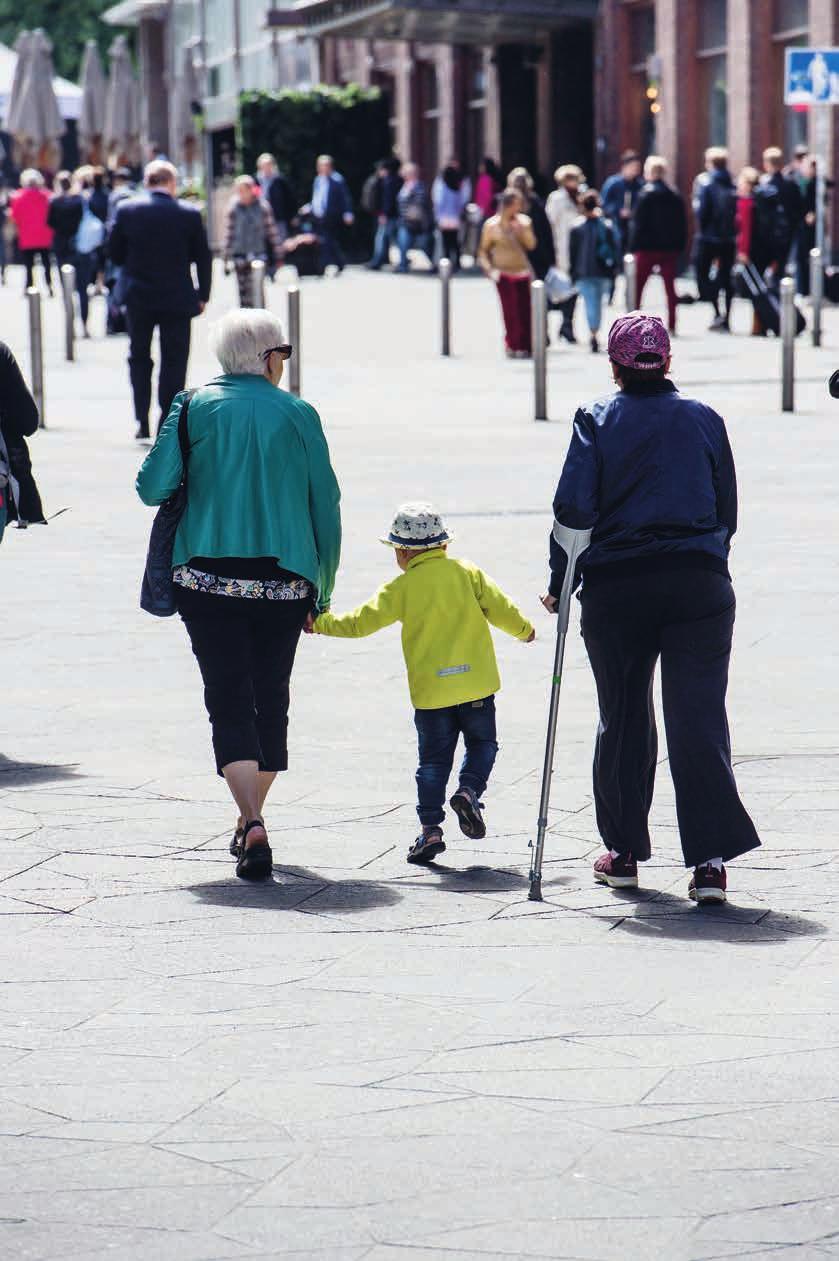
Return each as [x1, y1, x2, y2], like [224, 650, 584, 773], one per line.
[312, 503, 535, 864]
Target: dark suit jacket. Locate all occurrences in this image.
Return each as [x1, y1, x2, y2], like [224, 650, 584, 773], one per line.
[263, 174, 294, 226]
[311, 173, 352, 230]
[108, 191, 212, 316]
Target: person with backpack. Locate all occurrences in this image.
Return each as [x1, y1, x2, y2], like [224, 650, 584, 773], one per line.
[630, 156, 687, 334]
[692, 147, 738, 332]
[753, 146, 803, 282]
[365, 158, 402, 270]
[73, 184, 107, 338]
[0, 340, 44, 540]
[569, 190, 619, 353]
[47, 171, 84, 268]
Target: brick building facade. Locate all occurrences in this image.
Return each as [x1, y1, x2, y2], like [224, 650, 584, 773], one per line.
[596, 0, 838, 239]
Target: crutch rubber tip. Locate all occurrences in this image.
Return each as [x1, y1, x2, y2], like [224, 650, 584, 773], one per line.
[528, 879, 543, 902]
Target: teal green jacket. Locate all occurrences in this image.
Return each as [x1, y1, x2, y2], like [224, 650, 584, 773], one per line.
[136, 375, 341, 608]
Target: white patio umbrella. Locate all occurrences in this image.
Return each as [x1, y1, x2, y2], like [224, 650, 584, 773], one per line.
[9, 29, 65, 159]
[4, 30, 33, 135]
[171, 44, 200, 168]
[104, 33, 139, 163]
[78, 40, 106, 161]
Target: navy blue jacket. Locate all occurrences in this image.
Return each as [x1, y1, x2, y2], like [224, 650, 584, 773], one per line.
[310, 172, 353, 229]
[549, 380, 737, 597]
[693, 168, 737, 244]
[108, 191, 212, 316]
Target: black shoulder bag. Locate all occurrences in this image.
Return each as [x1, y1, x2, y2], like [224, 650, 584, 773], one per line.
[140, 390, 196, 617]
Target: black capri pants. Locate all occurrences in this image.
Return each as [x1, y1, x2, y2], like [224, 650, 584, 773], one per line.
[177, 586, 311, 776]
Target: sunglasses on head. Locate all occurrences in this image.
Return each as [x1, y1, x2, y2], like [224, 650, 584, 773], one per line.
[261, 344, 293, 362]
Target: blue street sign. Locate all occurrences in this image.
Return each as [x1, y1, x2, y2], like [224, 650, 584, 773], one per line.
[785, 48, 839, 105]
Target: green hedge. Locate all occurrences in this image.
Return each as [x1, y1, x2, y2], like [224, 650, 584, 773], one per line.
[239, 85, 393, 257]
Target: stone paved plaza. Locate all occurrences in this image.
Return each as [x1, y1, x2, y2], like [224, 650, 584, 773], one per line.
[0, 261, 838, 1261]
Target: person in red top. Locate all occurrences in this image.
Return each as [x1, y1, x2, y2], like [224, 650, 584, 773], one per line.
[735, 165, 759, 264]
[10, 168, 54, 293]
[10, 169, 54, 294]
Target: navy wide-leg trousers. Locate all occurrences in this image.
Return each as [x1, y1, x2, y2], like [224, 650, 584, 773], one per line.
[580, 567, 761, 868]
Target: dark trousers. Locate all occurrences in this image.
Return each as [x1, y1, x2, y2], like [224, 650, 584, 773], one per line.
[177, 587, 310, 777]
[126, 305, 192, 429]
[22, 248, 53, 293]
[496, 273, 532, 353]
[74, 251, 97, 326]
[580, 568, 761, 868]
[635, 249, 679, 331]
[439, 227, 460, 270]
[695, 240, 735, 318]
[313, 220, 345, 271]
[414, 695, 498, 827]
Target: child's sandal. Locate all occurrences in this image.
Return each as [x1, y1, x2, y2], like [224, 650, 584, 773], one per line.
[407, 829, 446, 865]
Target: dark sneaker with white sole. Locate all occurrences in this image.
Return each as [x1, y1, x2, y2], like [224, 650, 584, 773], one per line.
[689, 864, 727, 904]
[593, 852, 639, 889]
[407, 829, 446, 865]
[449, 787, 486, 839]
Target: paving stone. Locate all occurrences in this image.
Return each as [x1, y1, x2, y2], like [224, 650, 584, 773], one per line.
[0, 264, 835, 1258]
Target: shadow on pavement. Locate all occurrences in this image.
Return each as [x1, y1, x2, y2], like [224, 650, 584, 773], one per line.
[189, 865, 403, 914]
[610, 891, 826, 943]
[0, 754, 83, 786]
[424, 864, 572, 894]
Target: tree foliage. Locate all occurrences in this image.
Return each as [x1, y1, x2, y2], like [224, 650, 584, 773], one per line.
[0, 0, 128, 83]
[239, 84, 392, 235]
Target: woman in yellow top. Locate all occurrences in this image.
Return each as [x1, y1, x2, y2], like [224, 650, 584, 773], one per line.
[477, 188, 537, 358]
[311, 504, 534, 865]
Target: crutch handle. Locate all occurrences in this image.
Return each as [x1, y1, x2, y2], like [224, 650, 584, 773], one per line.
[551, 521, 592, 631]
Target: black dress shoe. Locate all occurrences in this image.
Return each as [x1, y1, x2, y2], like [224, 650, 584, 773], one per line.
[135, 421, 150, 441]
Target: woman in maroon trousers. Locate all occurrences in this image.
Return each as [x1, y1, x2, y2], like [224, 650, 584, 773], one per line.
[477, 189, 536, 357]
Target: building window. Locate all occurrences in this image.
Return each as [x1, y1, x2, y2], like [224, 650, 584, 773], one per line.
[465, 47, 487, 179]
[696, 0, 727, 147]
[773, 0, 809, 154]
[417, 61, 440, 180]
[628, 5, 656, 155]
[774, 0, 809, 34]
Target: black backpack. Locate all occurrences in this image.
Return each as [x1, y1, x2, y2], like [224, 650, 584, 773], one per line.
[360, 173, 379, 216]
[755, 183, 792, 259]
[705, 178, 737, 241]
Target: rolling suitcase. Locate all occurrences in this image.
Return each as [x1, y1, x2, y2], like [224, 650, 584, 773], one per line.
[737, 261, 805, 336]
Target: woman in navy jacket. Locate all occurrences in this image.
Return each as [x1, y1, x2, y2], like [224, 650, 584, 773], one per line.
[543, 313, 760, 904]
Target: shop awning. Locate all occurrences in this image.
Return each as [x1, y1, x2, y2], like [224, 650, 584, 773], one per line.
[267, 0, 596, 43]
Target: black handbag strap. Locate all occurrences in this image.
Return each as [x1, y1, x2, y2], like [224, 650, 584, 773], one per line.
[177, 389, 197, 485]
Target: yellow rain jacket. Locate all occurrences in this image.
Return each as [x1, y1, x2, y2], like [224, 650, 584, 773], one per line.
[314, 549, 533, 710]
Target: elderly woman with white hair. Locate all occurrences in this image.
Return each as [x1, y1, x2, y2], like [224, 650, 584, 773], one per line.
[137, 308, 342, 880]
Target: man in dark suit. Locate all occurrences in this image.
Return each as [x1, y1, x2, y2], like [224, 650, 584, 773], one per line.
[256, 152, 294, 241]
[109, 160, 212, 439]
[306, 154, 354, 274]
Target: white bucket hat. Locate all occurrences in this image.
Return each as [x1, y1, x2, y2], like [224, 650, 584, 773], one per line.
[380, 503, 453, 550]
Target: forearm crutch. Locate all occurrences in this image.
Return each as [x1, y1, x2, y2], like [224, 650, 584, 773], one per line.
[529, 522, 592, 902]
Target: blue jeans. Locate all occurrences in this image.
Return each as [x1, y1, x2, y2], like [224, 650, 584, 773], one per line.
[369, 219, 397, 268]
[397, 225, 433, 273]
[414, 695, 498, 826]
[576, 277, 610, 334]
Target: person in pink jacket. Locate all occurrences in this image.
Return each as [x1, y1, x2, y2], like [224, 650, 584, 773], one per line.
[10, 170, 54, 294]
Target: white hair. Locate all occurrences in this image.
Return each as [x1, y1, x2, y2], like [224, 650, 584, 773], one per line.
[210, 308, 286, 376]
[20, 168, 44, 189]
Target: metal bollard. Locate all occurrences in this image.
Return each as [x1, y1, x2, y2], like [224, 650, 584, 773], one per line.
[287, 284, 301, 397]
[439, 256, 452, 356]
[780, 276, 796, 413]
[624, 253, 637, 312]
[531, 279, 547, 421]
[810, 247, 824, 349]
[26, 287, 45, 428]
[250, 258, 266, 308]
[60, 264, 76, 362]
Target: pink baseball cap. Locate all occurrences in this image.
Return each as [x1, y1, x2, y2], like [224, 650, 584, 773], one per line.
[607, 312, 671, 370]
